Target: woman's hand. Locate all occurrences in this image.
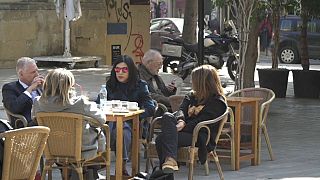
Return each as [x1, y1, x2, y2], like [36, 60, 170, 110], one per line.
[176, 119, 185, 131]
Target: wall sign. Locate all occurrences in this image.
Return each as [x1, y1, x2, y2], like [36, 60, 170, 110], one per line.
[107, 23, 127, 35]
[111, 45, 122, 64]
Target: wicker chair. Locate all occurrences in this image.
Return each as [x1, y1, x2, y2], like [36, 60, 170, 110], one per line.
[3, 106, 28, 128]
[146, 104, 233, 180]
[0, 126, 50, 180]
[228, 87, 275, 163]
[36, 112, 111, 180]
[216, 109, 235, 170]
[169, 95, 185, 112]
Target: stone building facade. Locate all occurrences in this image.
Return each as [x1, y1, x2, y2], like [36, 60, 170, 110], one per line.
[0, 0, 150, 68]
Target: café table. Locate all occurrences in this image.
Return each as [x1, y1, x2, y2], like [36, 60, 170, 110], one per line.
[226, 96, 262, 170]
[105, 109, 144, 180]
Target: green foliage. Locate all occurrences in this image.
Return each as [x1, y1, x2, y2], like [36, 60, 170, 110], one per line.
[214, 0, 226, 7]
[301, 0, 320, 18]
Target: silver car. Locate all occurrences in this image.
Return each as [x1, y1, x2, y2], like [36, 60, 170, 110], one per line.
[150, 18, 184, 51]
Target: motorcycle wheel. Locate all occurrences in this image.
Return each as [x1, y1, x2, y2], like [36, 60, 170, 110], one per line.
[227, 56, 238, 81]
[163, 57, 179, 73]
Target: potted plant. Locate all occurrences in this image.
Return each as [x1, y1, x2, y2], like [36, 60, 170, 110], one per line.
[257, 0, 290, 98]
[291, 0, 320, 98]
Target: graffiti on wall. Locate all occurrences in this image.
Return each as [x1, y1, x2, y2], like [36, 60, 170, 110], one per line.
[105, 0, 145, 61]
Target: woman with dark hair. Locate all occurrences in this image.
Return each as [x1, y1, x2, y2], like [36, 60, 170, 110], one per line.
[104, 55, 155, 175]
[155, 64, 227, 174]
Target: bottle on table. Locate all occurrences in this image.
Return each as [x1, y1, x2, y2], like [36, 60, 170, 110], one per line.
[99, 84, 108, 111]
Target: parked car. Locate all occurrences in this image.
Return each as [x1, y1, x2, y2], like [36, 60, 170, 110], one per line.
[150, 18, 184, 51]
[275, 15, 320, 64]
[150, 18, 209, 51]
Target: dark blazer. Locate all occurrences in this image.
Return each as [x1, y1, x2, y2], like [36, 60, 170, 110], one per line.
[2, 81, 40, 124]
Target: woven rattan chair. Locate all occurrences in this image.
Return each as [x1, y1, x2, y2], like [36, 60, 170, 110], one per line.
[0, 126, 50, 180]
[146, 105, 233, 180]
[228, 87, 275, 163]
[216, 108, 235, 170]
[169, 95, 185, 112]
[3, 106, 28, 128]
[36, 112, 110, 180]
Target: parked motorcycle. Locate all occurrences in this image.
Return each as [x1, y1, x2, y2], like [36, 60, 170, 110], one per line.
[161, 21, 239, 80]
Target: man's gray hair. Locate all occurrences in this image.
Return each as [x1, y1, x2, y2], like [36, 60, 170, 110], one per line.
[142, 49, 162, 65]
[16, 57, 36, 73]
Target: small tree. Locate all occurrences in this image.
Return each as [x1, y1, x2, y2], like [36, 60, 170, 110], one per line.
[229, 0, 257, 90]
[269, 0, 281, 69]
[182, 0, 198, 44]
[300, 0, 320, 70]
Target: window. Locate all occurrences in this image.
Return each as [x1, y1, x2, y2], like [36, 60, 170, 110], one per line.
[150, 20, 162, 31]
[297, 21, 317, 33]
[159, 20, 174, 31]
[280, 20, 293, 31]
[308, 22, 317, 32]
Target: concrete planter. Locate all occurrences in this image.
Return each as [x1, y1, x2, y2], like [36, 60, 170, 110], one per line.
[257, 68, 289, 98]
[292, 70, 320, 98]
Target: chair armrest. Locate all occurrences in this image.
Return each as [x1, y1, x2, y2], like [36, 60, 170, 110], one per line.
[147, 117, 162, 142]
[191, 108, 231, 147]
[260, 91, 274, 125]
[155, 102, 168, 116]
[4, 106, 28, 128]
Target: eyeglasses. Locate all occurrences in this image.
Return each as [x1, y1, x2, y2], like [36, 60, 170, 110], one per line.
[114, 67, 129, 73]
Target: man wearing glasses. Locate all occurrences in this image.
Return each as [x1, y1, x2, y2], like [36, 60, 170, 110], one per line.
[138, 49, 177, 111]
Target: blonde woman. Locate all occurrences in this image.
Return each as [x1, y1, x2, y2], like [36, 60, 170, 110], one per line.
[155, 65, 227, 175]
[32, 68, 106, 178]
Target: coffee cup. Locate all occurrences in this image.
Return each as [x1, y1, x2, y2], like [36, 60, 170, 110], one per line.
[111, 100, 121, 109]
[105, 101, 113, 110]
[121, 101, 129, 109]
[128, 102, 139, 110]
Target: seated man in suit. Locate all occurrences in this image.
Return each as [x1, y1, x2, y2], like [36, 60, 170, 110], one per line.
[2, 57, 44, 126]
[138, 49, 177, 111]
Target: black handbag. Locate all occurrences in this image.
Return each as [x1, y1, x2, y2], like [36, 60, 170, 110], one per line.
[148, 166, 174, 180]
[131, 166, 174, 180]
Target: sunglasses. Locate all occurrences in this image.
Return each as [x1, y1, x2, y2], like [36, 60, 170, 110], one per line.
[114, 67, 129, 73]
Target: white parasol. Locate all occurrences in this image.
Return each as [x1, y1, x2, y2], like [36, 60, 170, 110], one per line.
[54, 0, 82, 57]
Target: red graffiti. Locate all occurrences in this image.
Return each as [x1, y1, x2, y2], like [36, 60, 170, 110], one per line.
[131, 33, 144, 62]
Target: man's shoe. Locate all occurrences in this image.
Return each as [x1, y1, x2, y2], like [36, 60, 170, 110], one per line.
[162, 157, 179, 174]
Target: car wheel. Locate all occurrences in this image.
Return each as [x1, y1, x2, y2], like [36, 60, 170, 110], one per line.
[278, 45, 299, 64]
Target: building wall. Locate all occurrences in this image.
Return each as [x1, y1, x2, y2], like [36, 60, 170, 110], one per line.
[0, 0, 149, 68]
[0, 2, 62, 68]
[105, 1, 150, 65]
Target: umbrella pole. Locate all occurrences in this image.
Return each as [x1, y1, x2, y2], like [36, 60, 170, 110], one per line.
[63, 17, 72, 57]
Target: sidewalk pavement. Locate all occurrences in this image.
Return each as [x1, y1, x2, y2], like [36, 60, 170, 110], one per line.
[0, 63, 320, 179]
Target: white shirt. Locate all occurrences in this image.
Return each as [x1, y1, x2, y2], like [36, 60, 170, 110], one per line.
[19, 80, 38, 100]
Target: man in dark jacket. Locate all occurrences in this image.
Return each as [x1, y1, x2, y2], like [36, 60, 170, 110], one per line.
[138, 49, 177, 109]
[2, 57, 44, 126]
